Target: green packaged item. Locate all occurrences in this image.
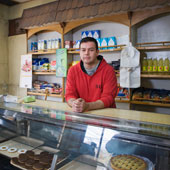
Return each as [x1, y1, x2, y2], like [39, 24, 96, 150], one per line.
[24, 96, 36, 103]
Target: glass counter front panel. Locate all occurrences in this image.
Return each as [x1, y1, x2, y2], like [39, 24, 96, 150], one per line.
[0, 102, 170, 170]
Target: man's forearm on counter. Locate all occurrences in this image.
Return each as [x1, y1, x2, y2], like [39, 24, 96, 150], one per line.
[86, 100, 104, 111]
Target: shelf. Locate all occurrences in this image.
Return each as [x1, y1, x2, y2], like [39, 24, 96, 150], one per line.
[136, 41, 170, 51]
[115, 96, 130, 103]
[141, 74, 170, 78]
[115, 99, 130, 103]
[33, 71, 56, 75]
[29, 49, 57, 55]
[137, 45, 170, 51]
[131, 101, 170, 107]
[67, 45, 124, 54]
[27, 92, 63, 98]
[117, 73, 170, 78]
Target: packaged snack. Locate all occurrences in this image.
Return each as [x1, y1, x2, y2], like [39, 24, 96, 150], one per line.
[151, 89, 161, 100]
[132, 88, 144, 100]
[143, 89, 152, 99]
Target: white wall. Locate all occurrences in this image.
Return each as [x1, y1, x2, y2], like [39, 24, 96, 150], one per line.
[8, 34, 27, 97]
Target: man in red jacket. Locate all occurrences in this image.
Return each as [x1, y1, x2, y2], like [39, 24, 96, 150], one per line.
[65, 37, 117, 112]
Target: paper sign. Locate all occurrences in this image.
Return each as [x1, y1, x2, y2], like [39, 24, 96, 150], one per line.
[56, 48, 67, 77]
[20, 54, 32, 88]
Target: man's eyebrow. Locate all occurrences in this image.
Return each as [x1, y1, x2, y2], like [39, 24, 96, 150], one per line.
[80, 47, 95, 49]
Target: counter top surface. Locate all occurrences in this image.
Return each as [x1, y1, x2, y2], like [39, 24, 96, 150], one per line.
[23, 100, 170, 125]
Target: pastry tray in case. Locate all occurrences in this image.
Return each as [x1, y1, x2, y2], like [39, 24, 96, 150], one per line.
[0, 140, 34, 158]
[10, 150, 70, 170]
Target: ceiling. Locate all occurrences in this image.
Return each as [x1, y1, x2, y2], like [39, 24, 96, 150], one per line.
[0, 0, 34, 6]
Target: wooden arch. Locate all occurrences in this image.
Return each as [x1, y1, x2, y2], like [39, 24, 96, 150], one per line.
[131, 6, 170, 26]
[27, 23, 63, 39]
[64, 13, 129, 34]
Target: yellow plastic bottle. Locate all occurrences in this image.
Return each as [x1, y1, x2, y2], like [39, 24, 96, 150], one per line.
[147, 57, 153, 72]
[152, 57, 158, 72]
[142, 57, 148, 72]
[164, 57, 169, 72]
[158, 57, 164, 72]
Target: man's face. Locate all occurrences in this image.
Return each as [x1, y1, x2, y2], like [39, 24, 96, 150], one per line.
[80, 42, 99, 65]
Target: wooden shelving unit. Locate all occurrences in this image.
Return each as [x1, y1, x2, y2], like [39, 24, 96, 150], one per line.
[131, 101, 170, 107]
[136, 41, 170, 51]
[116, 74, 170, 78]
[33, 71, 56, 75]
[115, 99, 130, 103]
[141, 74, 170, 78]
[67, 45, 125, 54]
[27, 92, 63, 98]
[29, 49, 57, 55]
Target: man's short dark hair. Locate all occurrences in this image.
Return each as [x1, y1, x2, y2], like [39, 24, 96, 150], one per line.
[80, 37, 98, 50]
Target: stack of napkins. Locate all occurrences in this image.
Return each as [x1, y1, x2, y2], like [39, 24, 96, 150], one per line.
[4, 95, 19, 103]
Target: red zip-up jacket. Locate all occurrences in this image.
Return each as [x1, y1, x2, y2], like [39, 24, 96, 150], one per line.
[65, 56, 117, 108]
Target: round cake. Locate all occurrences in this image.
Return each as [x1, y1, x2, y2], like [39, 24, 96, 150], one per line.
[110, 155, 147, 170]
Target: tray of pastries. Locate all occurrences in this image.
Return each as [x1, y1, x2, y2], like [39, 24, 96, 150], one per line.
[11, 150, 69, 170]
[0, 140, 34, 158]
[108, 154, 154, 170]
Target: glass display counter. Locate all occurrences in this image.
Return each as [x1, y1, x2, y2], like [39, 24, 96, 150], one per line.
[0, 102, 170, 170]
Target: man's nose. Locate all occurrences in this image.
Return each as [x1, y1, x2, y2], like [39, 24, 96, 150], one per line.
[85, 49, 89, 54]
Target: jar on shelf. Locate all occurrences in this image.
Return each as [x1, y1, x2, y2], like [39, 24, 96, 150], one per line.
[47, 39, 52, 49]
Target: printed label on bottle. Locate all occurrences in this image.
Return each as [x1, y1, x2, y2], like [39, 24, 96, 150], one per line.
[158, 66, 163, 72]
[147, 66, 153, 72]
[153, 66, 157, 72]
[164, 66, 169, 72]
[142, 66, 147, 72]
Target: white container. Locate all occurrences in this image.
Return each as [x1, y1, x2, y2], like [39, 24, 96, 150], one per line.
[47, 39, 52, 49]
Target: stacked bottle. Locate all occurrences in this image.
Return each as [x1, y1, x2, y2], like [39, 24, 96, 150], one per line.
[142, 56, 170, 73]
[164, 57, 170, 72]
[152, 57, 158, 72]
[147, 57, 153, 72]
